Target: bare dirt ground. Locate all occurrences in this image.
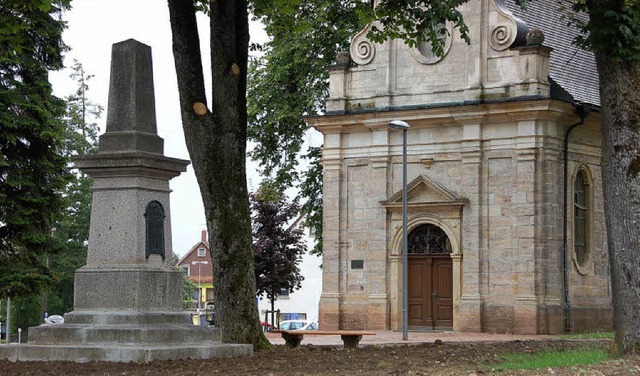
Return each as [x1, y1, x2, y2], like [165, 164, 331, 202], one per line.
[0, 337, 638, 375]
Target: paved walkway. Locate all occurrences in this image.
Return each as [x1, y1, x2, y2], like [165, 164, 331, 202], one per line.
[265, 330, 561, 347]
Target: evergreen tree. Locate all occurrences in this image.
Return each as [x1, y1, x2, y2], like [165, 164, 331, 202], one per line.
[46, 60, 102, 316]
[0, 0, 71, 299]
[9, 60, 102, 330]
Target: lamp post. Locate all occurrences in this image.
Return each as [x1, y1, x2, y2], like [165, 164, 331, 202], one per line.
[388, 119, 410, 341]
[192, 261, 208, 314]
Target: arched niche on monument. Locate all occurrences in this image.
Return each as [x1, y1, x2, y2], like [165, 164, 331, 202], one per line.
[145, 200, 166, 260]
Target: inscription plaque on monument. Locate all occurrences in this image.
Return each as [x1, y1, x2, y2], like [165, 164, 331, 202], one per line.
[145, 200, 165, 260]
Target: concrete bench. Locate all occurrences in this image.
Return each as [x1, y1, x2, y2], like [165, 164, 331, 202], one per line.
[272, 329, 375, 348]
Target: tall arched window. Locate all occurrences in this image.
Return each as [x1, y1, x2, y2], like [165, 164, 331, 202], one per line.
[574, 169, 590, 266]
[408, 224, 452, 254]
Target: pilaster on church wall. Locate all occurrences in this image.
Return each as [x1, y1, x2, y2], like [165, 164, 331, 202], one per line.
[340, 127, 390, 329]
[512, 126, 540, 334]
[536, 141, 564, 330]
[318, 132, 342, 329]
[320, 138, 341, 297]
[458, 120, 484, 332]
[314, 121, 395, 329]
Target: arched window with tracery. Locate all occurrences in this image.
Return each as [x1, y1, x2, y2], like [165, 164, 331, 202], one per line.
[408, 224, 452, 254]
[574, 169, 590, 266]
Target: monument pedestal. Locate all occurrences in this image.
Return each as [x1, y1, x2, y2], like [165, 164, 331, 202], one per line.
[0, 326, 250, 362]
[71, 266, 185, 312]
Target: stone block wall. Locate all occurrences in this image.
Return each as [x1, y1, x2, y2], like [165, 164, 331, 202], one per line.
[315, 104, 612, 334]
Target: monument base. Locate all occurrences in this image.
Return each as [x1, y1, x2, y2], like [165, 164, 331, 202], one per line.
[0, 322, 252, 362]
[0, 265, 254, 363]
[0, 342, 251, 363]
[72, 267, 185, 312]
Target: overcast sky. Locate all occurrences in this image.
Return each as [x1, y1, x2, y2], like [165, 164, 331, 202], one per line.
[49, 0, 300, 257]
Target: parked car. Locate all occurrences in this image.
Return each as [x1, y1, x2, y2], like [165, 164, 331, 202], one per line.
[260, 321, 274, 332]
[279, 320, 318, 331]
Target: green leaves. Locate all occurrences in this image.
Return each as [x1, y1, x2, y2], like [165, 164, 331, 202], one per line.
[247, 1, 364, 256]
[299, 146, 323, 255]
[367, 0, 471, 51]
[251, 192, 306, 300]
[561, 0, 640, 62]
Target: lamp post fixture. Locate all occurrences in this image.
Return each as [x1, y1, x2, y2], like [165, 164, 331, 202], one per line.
[388, 119, 410, 341]
[192, 261, 209, 314]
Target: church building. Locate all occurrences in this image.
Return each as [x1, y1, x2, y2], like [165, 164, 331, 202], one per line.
[307, 0, 613, 334]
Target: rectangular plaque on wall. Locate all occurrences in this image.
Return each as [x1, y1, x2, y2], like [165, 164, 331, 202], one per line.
[351, 260, 364, 269]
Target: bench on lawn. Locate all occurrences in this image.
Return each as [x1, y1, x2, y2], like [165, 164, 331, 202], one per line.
[272, 330, 376, 348]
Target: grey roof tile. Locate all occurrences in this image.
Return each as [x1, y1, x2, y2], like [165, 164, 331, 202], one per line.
[506, 0, 600, 106]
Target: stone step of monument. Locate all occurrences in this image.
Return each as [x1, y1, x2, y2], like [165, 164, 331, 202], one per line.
[0, 342, 253, 363]
[64, 310, 192, 325]
[27, 324, 220, 345]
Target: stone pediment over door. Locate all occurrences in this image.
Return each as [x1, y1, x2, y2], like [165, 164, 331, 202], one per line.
[380, 175, 467, 211]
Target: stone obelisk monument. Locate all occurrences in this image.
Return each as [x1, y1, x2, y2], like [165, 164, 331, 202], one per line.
[0, 39, 251, 362]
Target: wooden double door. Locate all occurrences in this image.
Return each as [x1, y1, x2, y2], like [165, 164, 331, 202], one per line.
[407, 254, 453, 330]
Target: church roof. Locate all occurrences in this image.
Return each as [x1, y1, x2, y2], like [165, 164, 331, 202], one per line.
[506, 0, 600, 107]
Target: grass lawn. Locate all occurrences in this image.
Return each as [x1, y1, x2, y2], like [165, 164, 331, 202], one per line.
[488, 349, 610, 371]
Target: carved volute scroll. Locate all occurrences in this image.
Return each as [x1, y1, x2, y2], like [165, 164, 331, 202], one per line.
[350, 24, 376, 65]
[489, 0, 529, 51]
[144, 200, 165, 260]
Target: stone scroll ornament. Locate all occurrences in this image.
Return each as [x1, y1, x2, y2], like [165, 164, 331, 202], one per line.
[489, 0, 529, 51]
[491, 24, 514, 51]
[349, 24, 376, 65]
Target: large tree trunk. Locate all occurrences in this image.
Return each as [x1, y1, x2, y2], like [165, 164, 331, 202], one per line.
[596, 53, 640, 354]
[168, 0, 261, 346]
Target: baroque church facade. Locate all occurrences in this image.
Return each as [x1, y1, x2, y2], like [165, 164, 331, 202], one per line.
[308, 0, 613, 334]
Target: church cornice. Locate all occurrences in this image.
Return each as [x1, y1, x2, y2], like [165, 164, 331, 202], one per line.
[307, 98, 577, 134]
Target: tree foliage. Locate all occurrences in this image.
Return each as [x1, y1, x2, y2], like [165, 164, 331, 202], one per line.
[299, 146, 323, 255]
[248, 0, 363, 188]
[366, 0, 470, 50]
[248, 0, 365, 255]
[182, 275, 197, 309]
[167, 0, 469, 347]
[251, 188, 306, 304]
[0, 0, 71, 298]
